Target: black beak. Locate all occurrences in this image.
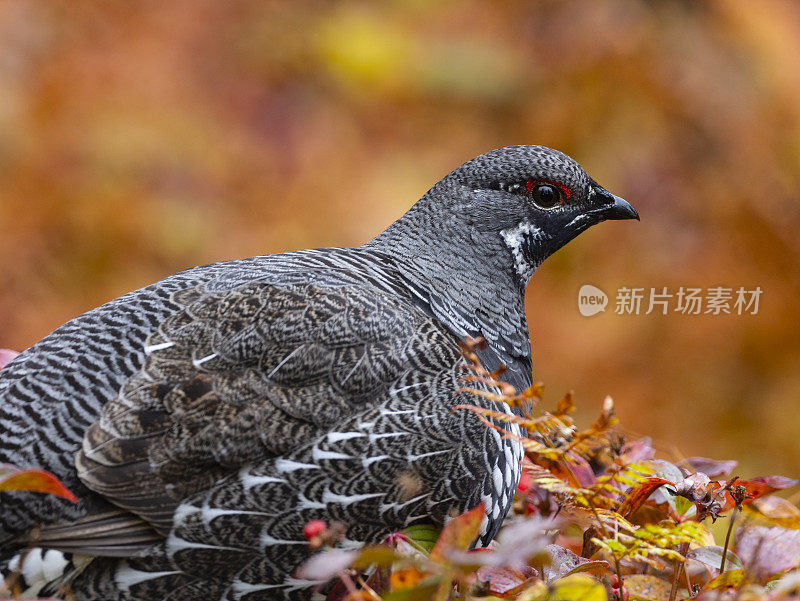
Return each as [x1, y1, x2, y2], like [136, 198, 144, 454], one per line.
[588, 183, 639, 221]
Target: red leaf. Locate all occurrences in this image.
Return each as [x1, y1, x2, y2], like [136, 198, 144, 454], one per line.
[429, 504, 485, 563]
[0, 464, 77, 502]
[325, 577, 350, 601]
[566, 455, 596, 487]
[744, 476, 800, 495]
[517, 469, 532, 494]
[617, 477, 674, 518]
[543, 454, 596, 487]
[720, 476, 800, 512]
[475, 565, 537, 596]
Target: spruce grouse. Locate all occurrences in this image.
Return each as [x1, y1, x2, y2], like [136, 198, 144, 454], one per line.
[0, 145, 638, 599]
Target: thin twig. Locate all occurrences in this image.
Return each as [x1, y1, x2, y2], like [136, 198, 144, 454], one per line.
[356, 575, 383, 601]
[683, 554, 694, 598]
[587, 499, 625, 595]
[668, 541, 689, 601]
[720, 507, 738, 572]
[339, 570, 359, 595]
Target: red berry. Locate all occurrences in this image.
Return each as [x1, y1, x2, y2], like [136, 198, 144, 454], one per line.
[610, 574, 629, 601]
[303, 519, 327, 540]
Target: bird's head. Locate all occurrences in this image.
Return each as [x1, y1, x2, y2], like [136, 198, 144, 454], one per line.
[433, 145, 639, 282]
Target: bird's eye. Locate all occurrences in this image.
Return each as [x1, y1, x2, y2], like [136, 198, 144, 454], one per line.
[529, 183, 563, 209]
[499, 179, 569, 208]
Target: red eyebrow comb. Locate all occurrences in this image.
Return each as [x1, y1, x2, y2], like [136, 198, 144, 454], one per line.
[525, 178, 572, 199]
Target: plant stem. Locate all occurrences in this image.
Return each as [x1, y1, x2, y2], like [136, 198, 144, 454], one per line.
[356, 575, 383, 601]
[340, 571, 358, 595]
[613, 556, 624, 598]
[684, 556, 694, 598]
[561, 458, 582, 488]
[668, 542, 689, 601]
[720, 507, 738, 573]
[587, 499, 624, 595]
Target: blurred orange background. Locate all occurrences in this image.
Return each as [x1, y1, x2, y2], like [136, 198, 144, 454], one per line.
[1, 1, 798, 476]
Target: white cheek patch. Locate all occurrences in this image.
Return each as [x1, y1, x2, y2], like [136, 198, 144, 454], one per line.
[565, 214, 590, 229]
[500, 222, 545, 281]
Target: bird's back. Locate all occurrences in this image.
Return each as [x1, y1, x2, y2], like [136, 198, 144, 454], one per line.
[0, 247, 408, 545]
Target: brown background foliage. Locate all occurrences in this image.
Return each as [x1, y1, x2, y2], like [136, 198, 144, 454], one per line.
[1, 1, 798, 475]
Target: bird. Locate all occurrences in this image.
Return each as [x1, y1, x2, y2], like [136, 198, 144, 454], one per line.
[0, 145, 638, 600]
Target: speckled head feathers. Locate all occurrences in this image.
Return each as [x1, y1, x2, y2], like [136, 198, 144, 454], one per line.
[372, 144, 639, 287]
[445, 145, 590, 202]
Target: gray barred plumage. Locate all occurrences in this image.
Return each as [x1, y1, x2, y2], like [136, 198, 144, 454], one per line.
[0, 145, 638, 599]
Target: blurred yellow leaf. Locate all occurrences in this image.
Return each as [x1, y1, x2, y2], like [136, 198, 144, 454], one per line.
[625, 575, 673, 601]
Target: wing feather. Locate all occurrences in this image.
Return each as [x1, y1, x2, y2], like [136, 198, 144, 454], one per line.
[15, 511, 161, 558]
[75, 281, 431, 540]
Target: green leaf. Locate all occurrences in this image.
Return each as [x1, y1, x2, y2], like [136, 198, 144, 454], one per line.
[401, 524, 441, 554]
[599, 538, 626, 553]
[352, 545, 404, 568]
[674, 495, 697, 518]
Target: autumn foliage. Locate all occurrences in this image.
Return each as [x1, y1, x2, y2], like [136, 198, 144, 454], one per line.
[1, 339, 798, 601]
[300, 340, 800, 601]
